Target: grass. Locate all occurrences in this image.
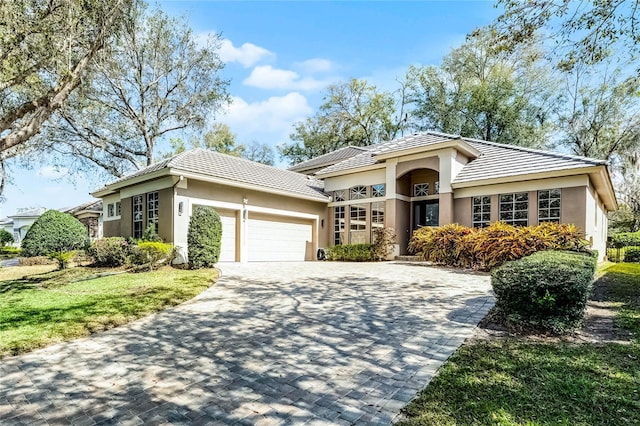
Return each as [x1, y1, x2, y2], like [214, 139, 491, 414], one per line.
[0, 265, 217, 357]
[399, 262, 640, 426]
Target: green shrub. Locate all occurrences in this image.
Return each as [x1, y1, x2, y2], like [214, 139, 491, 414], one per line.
[47, 251, 76, 270]
[0, 246, 21, 255]
[88, 237, 131, 267]
[408, 221, 589, 271]
[611, 231, 640, 248]
[187, 205, 222, 269]
[0, 229, 14, 246]
[624, 248, 640, 262]
[141, 223, 163, 242]
[372, 227, 396, 261]
[130, 242, 173, 269]
[21, 210, 88, 257]
[491, 251, 597, 333]
[327, 244, 374, 261]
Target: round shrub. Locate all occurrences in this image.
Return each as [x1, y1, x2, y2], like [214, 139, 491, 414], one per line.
[187, 205, 222, 269]
[0, 229, 14, 246]
[624, 247, 640, 262]
[130, 242, 174, 269]
[88, 237, 131, 266]
[491, 250, 597, 333]
[327, 244, 374, 261]
[21, 210, 88, 257]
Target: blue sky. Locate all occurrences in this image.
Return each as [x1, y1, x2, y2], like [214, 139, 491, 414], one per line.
[1, 0, 501, 217]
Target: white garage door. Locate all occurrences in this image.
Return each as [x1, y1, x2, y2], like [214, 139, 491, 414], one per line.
[218, 211, 237, 262]
[248, 215, 313, 261]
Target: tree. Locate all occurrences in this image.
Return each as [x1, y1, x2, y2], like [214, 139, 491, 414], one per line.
[494, 0, 640, 71]
[0, 229, 14, 247]
[200, 124, 245, 156]
[0, 0, 133, 192]
[21, 210, 87, 258]
[406, 29, 558, 147]
[38, 3, 229, 178]
[559, 67, 640, 161]
[279, 79, 407, 164]
[243, 142, 275, 166]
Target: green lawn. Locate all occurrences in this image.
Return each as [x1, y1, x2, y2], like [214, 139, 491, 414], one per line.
[398, 263, 640, 426]
[0, 266, 217, 357]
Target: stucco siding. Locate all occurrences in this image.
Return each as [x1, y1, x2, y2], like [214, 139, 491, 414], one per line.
[103, 220, 121, 238]
[157, 188, 173, 242]
[453, 197, 472, 227]
[323, 169, 386, 193]
[561, 186, 587, 233]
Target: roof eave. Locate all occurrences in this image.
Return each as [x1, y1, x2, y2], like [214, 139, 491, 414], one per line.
[169, 169, 330, 203]
[91, 168, 171, 198]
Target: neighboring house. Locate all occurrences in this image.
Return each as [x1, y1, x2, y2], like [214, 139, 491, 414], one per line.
[6, 207, 47, 245]
[62, 200, 103, 240]
[92, 132, 617, 263]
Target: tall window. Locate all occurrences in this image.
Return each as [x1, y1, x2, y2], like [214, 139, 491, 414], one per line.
[334, 206, 345, 245]
[115, 201, 121, 216]
[538, 189, 561, 223]
[372, 184, 385, 198]
[107, 204, 114, 217]
[414, 183, 429, 196]
[350, 204, 367, 244]
[499, 192, 528, 226]
[371, 201, 384, 241]
[350, 185, 367, 200]
[472, 196, 491, 228]
[147, 192, 159, 229]
[133, 195, 144, 238]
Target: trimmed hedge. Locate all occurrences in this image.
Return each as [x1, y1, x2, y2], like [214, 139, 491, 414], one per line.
[21, 210, 88, 257]
[327, 244, 374, 261]
[491, 250, 597, 333]
[130, 242, 173, 269]
[188, 205, 222, 269]
[409, 221, 589, 271]
[624, 248, 640, 262]
[611, 231, 640, 248]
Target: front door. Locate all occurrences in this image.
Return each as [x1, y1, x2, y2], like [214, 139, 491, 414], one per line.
[413, 200, 439, 230]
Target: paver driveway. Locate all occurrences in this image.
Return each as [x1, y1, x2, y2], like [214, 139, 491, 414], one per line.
[1, 262, 493, 425]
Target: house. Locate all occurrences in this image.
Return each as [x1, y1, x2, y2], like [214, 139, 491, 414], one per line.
[5, 207, 48, 245]
[62, 200, 103, 240]
[92, 132, 617, 263]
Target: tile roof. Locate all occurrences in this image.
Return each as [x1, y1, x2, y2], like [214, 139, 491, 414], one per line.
[315, 131, 607, 182]
[63, 200, 103, 215]
[288, 146, 372, 173]
[453, 138, 607, 184]
[8, 207, 47, 218]
[101, 149, 329, 201]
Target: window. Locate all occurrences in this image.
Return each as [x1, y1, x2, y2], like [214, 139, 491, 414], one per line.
[147, 192, 159, 228]
[414, 183, 429, 197]
[107, 204, 114, 217]
[334, 190, 346, 202]
[372, 184, 385, 198]
[538, 189, 561, 223]
[133, 195, 144, 239]
[350, 204, 367, 244]
[350, 186, 367, 200]
[434, 181, 440, 194]
[472, 196, 491, 228]
[499, 192, 528, 226]
[115, 201, 121, 216]
[371, 201, 384, 241]
[334, 206, 345, 245]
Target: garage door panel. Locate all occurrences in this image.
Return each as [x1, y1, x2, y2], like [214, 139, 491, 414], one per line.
[248, 216, 312, 262]
[218, 211, 236, 262]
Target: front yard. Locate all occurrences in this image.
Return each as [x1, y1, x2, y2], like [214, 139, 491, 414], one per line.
[399, 262, 640, 426]
[0, 265, 217, 357]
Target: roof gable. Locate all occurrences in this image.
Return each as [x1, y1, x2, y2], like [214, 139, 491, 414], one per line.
[288, 146, 372, 173]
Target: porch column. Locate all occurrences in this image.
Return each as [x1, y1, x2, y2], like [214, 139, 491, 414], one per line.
[438, 149, 458, 225]
[385, 158, 401, 256]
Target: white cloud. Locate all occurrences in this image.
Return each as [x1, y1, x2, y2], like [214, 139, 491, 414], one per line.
[221, 92, 312, 139]
[218, 39, 273, 68]
[37, 166, 68, 179]
[294, 58, 336, 74]
[243, 65, 332, 91]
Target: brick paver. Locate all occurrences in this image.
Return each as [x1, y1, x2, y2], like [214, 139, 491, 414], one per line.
[0, 262, 493, 425]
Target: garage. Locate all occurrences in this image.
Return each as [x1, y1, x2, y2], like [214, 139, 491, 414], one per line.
[218, 210, 237, 262]
[247, 214, 313, 261]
